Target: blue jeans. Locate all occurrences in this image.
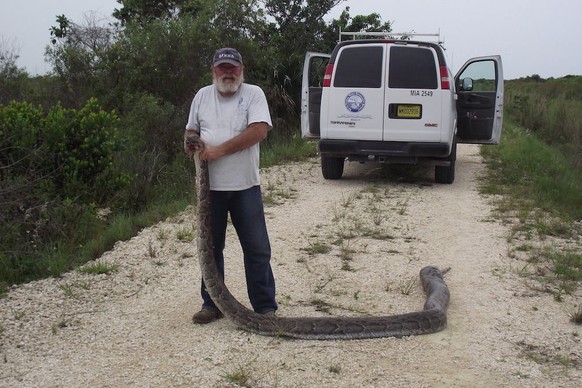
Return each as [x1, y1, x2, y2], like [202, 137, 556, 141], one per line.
[201, 185, 277, 313]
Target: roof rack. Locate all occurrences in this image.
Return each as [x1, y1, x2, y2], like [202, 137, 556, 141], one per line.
[339, 29, 443, 45]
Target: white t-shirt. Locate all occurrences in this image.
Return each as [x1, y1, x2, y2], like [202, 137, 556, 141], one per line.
[186, 83, 272, 191]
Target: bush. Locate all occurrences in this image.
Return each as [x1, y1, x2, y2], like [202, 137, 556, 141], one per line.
[0, 99, 124, 285]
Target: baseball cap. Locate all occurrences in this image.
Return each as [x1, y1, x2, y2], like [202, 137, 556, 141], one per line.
[212, 48, 243, 67]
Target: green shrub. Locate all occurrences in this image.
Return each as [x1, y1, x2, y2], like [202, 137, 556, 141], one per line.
[43, 98, 121, 200]
[0, 99, 124, 285]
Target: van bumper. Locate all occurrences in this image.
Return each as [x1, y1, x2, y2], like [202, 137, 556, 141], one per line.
[319, 140, 451, 159]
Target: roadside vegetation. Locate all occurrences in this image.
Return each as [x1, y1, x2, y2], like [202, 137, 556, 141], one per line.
[480, 75, 582, 316]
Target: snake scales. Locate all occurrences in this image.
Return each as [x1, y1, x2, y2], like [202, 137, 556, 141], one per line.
[187, 135, 450, 340]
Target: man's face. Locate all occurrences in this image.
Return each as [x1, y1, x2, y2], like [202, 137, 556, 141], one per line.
[212, 63, 244, 95]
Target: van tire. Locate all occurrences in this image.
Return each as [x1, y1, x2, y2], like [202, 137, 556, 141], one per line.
[321, 156, 345, 179]
[435, 142, 457, 184]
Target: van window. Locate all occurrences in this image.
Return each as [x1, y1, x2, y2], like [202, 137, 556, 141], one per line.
[389, 46, 438, 89]
[457, 60, 497, 92]
[334, 46, 383, 88]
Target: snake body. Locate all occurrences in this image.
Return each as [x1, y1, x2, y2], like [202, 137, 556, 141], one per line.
[187, 135, 450, 340]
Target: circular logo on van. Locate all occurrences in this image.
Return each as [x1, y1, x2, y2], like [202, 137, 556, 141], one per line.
[345, 92, 366, 112]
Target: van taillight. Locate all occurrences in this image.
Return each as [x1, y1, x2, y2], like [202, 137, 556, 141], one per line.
[322, 64, 334, 87]
[440, 66, 450, 90]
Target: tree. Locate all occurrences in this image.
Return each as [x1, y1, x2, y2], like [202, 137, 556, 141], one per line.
[0, 37, 23, 78]
[328, 6, 392, 41]
[262, 0, 344, 49]
[112, 0, 204, 25]
[46, 14, 119, 108]
[0, 37, 28, 104]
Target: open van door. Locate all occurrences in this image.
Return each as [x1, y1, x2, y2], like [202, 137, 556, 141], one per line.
[455, 56, 504, 144]
[301, 52, 331, 139]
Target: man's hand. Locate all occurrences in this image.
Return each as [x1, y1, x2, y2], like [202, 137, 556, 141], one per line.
[199, 144, 226, 161]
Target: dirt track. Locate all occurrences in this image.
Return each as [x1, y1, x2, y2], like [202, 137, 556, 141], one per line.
[1, 144, 580, 387]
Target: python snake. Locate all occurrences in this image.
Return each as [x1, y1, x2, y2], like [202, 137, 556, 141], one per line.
[187, 135, 450, 340]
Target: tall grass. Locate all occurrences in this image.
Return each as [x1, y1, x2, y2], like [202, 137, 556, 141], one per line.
[481, 77, 582, 296]
[505, 75, 582, 169]
[482, 131, 582, 292]
[481, 123, 582, 221]
[495, 75, 582, 221]
[261, 121, 317, 168]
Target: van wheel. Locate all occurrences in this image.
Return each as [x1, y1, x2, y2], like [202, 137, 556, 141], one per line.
[435, 142, 457, 184]
[321, 156, 345, 179]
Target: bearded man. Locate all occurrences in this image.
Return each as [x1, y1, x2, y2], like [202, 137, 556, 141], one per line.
[184, 48, 277, 324]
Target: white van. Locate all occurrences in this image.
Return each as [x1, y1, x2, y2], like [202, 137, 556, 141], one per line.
[301, 33, 504, 183]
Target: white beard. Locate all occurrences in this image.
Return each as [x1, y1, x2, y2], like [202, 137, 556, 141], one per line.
[213, 73, 244, 94]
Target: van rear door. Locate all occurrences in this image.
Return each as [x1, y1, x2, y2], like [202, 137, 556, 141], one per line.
[320, 44, 386, 141]
[301, 52, 330, 139]
[455, 56, 504, 144]
[383, 45, 444, 142]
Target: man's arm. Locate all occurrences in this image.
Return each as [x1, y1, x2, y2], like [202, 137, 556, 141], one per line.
[185, 122, 268, 161]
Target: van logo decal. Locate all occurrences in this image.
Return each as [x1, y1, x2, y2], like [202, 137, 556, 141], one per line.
[345, 92, 366, 113]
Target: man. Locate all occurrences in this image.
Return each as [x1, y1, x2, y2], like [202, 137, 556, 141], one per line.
[184, 47, 277, 324]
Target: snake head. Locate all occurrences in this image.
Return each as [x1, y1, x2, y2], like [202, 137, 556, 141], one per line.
[185, 134, 205, 152]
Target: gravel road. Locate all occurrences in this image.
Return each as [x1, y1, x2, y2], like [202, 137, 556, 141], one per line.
[1, 144, 580, 387]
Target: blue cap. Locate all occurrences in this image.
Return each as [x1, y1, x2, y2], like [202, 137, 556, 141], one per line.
[212, 48, 243, 67]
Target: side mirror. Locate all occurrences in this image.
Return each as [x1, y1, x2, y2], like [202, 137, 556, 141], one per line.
[461, 77, 473, 91]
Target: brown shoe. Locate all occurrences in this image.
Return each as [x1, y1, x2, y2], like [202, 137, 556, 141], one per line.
[192, 308, 223, 324]
[261, 310, 276, 317]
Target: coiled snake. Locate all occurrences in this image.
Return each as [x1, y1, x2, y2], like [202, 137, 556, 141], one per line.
[187, 135, 450, 340]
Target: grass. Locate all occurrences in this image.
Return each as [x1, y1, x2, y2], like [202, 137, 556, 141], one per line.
[175, 227, 194, 242]
[262, 177, 298, 206]
[260, 130, 317, 168]
[481, 124, 582, 221]
[220, 365, 254, 387]
[550, 251, 582, 281]
[505, 75, 582, 170]
[480, 120, 582, 302]
[301, 241, 332, 256]
[477, 76, 582, 312]
[0, 281, 6, 298]
[58, 283, 78, 299]
[570, 305, 582, 324]
[77, 262, 119, 275]
[516, 340, 577, 368]
[480, 122, 582, 222]
[398, 277, 416, 295]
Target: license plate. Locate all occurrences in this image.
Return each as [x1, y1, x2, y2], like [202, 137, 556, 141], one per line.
[396, 104, 422, 118]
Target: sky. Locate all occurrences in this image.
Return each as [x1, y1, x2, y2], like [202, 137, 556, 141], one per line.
[1, 0, 581, 79]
